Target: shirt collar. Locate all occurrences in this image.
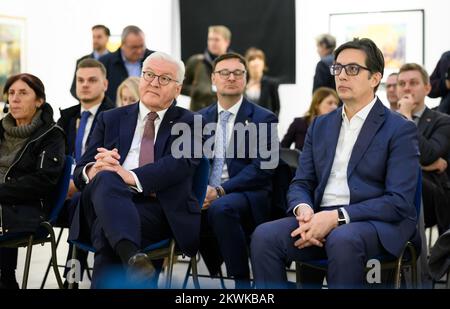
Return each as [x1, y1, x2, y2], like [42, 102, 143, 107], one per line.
[217, 96, 243, 117]
[342, 96, 377, 122]
[121, 49, 142, 64]
[413, 105, 426, 119]
[81, 102, 101, 116]
[138, 101, 169, 122]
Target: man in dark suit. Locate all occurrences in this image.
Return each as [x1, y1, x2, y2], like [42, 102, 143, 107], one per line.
[99, 25, 154, 103]
[199, 52, 278, 288]
[397, 63, 450, 234]
[251, 38, 420, 288]
[429, 51, 450, 115]
[69, 52, 201, 288]
[58, 58, 115, 287]
[70, 25, 111, 99]
[312, 34, 336, 93]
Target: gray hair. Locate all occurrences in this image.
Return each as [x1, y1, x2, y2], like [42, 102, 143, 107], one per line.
[121, 25, 144, 43]
[142, 52, 185, 84]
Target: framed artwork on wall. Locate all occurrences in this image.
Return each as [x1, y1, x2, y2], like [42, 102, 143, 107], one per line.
[329, 10, 424, 81]
[0, 15, 26, 99]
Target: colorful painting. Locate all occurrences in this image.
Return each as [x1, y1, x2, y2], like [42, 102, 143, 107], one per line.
[0, 16, 26, 100]
[329, 10, 423, 80]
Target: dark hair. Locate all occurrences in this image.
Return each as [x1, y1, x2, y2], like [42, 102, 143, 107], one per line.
[77, 58, 107, 77]
[334, 38, 384, 92]
[212, 52, 247, 72]
[3, 73, 46, 103]
[92, 24, 110, 36]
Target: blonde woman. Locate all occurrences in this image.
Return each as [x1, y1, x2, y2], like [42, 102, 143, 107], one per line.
[116, 77, 140, 106]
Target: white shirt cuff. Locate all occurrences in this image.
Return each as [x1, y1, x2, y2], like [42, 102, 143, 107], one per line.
[82, 162, 95, 184]
[340, 207, 350, 224]
[129, 171, 143, 193]
[293, 203, 313, 216]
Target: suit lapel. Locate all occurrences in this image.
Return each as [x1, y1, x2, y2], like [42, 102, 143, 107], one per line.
[227, 100, 253, 167]
[323, 108, 343, 180]
[119, 104, 139, 164]
[154, 102, 179, 161]
[347, 99, 385, 178]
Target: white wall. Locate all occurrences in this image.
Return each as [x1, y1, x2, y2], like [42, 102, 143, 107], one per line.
[279, 0, 450, 138]
[0, 0, 449, 134]
[0, 0, 174, 118]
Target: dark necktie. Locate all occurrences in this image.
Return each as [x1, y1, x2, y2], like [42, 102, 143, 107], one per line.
[75, 110, 91, 162]
[139, 112, 159, 166]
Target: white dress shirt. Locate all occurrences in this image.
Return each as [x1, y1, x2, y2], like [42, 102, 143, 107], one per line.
[82, 101, 168, 192]
[294, 96, 378, 223]
[215, 97, 243, 183]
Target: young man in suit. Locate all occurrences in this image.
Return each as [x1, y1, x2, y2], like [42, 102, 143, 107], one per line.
[70, 25, 110, 99]
[199, 52, 278, 288]
[397, 63, 450, 234]
[69, 52, 202, 288]
[251, 38, 420, 288]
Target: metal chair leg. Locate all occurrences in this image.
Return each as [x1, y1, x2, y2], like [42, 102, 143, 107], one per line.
[21, 235, 34, 289]
[295, 262, 302, 289]
[182, 260, 192, 289]
[165, 240, 176, 288]
[40, 227, 64, 288]
[68, 244, 78, 289]
[47, 224, 64, 289]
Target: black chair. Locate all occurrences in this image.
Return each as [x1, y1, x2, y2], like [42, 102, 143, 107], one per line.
[295, 171, 423, 289]
[0, 155, 73, 289]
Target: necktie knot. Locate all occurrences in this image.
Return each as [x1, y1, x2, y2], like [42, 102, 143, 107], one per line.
[147, 111, 159, 122]
[220, 110, 232, 123]
[80, 110, 91, 120]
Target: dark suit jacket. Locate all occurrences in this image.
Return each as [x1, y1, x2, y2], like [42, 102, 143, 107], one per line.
[281, 116, 309, 150]
[287, 99, 420, 257]
[71, 102, 202, 256]
[199, 98, 278, 225]
[99, 48, 154, 102]
[429, 51, 450, 114]
[255, 76, 280, 116]
[312, 54, 335, 93]
[57, 96, 115, 158]
[70, 53, 94, 99]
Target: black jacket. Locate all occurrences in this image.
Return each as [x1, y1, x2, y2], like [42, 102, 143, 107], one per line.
[0, 103, 66, 234]
[99, 47, 154, 102]
[256, 76, 280, 116]
[57, 96, 115, 157]
[312, 54, 335, 93]
[70, 53, 94, 99]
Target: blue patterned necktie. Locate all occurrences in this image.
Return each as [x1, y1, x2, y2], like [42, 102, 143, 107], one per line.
[209, 110, 232, 187]
[75, 110, 91, 162]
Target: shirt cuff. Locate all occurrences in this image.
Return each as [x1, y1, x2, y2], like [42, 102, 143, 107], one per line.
[340, 207, 350, 224]
[129, 171, 143, 193]
[293, 203, 313, 216]
[82, 162, 95, 184]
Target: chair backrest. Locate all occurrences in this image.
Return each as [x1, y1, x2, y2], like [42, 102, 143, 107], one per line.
[47, 155, 73, 224]
[192, 156, 210, 206]
[280, 148, 301, 170]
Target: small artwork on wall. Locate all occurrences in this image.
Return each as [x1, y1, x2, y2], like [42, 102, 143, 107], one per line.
[329, 10, 424, 81]
[0, 15, 26, 100]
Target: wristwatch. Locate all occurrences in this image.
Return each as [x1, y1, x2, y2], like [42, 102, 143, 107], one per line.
[337, 208, 346, 226]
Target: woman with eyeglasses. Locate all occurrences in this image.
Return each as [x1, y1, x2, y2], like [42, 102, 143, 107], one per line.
[0, 73, 65, 289]
[281, 87, 339, 150]
[244, 48, 280, 116]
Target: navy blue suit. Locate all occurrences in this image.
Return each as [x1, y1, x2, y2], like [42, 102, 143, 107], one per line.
[69, 102, 201, 287]
[198, 99, 277, 282]
[251, 99, 420, 288]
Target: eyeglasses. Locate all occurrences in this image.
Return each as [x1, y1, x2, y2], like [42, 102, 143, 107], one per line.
[330, 63, 371, 76]
[213, 69, 246, 80]
[142, 71, 179, 86]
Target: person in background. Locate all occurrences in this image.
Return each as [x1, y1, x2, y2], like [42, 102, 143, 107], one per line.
[0, 73, 65, 289]
[244, 47, 280, 116]
[70, 25, 111, 99]
[429, 51, 450, 115]
[386, 72, 399, 111]
[281, 87, 339, 150]
[99, 25, 154, 103]
[116, 77, 140, 107]
[312, 34, 336, 92]
[182, 25, 231, 111]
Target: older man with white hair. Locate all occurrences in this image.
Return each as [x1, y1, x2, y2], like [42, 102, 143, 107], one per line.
[69, 52, 202, 288]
